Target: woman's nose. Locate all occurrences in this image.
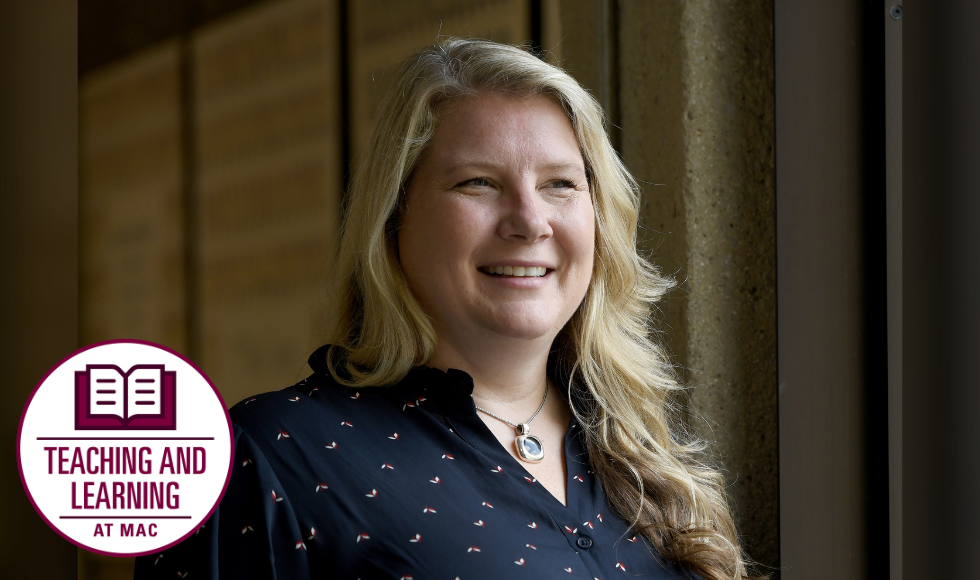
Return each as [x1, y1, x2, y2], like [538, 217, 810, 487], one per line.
[497, 183, 553, 243]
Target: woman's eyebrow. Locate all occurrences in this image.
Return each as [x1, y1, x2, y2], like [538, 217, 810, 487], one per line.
[440, 160, 586, 174]
[538, 161, 587, 173]
[439, 159, 507, 174]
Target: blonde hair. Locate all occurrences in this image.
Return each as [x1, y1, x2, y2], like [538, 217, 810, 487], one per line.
[326, 38, 759, 580]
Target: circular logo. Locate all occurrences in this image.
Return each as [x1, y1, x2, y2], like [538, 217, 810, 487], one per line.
[17, 340, 234, 557]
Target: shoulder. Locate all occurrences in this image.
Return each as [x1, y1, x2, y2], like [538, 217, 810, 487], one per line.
[229, 374, 341, 424]
[227, 370, 416, 451]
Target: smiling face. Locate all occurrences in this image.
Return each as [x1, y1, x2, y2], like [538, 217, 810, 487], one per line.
[398, 93, 595, 352]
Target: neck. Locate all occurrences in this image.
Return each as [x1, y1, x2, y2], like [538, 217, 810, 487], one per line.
[428, 330, 572, 457]
[425, 331, 552, 410]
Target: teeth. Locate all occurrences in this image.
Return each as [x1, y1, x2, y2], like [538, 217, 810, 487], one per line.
[482, 266, 547, 277]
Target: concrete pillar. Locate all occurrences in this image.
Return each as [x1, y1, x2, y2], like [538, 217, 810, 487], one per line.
[671, 1, 778, 570]
[562, 0, 778, 572]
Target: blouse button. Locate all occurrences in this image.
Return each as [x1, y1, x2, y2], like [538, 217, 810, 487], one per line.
[576, 535, 593, 549]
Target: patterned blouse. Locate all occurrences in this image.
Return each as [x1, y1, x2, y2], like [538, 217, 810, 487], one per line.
[134, 345, 700, 579]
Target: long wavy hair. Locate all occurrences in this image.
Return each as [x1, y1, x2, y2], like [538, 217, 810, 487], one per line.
[325, 38, 759, 580]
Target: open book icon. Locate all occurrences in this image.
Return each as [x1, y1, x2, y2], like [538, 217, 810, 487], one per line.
[74, 365, 177, 430]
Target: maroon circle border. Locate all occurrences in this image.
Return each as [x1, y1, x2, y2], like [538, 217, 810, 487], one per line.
[15, 339, 236, 558]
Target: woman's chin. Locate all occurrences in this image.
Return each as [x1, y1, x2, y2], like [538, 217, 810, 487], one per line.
[479, 314, 561, 342]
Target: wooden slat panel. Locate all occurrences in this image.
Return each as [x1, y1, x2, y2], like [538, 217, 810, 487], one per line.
[193, 0, 341, 407]
[79, 41, 186, 352]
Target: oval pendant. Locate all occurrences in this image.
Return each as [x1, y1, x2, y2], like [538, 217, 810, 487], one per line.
[515, 434, 544, 463]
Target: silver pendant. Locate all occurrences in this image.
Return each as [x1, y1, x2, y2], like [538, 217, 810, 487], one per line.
[515, 423, 544, 463]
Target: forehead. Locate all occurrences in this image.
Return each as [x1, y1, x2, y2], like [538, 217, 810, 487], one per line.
[424, 92, 584, 170]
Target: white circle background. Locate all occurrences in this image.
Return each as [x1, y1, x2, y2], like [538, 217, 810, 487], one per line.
[18, 341, 233, 556]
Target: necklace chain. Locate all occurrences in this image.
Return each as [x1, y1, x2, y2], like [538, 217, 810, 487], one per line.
[474, 382, 549, 430]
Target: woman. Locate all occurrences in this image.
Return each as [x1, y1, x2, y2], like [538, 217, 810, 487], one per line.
[136, 38, 758, 580]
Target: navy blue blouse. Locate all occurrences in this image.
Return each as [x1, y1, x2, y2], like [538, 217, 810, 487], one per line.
[134, 346, 699, 579]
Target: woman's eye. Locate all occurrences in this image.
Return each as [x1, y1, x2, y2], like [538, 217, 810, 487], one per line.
[551, 179, 575, 188]
[459, 177, 491, 187]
